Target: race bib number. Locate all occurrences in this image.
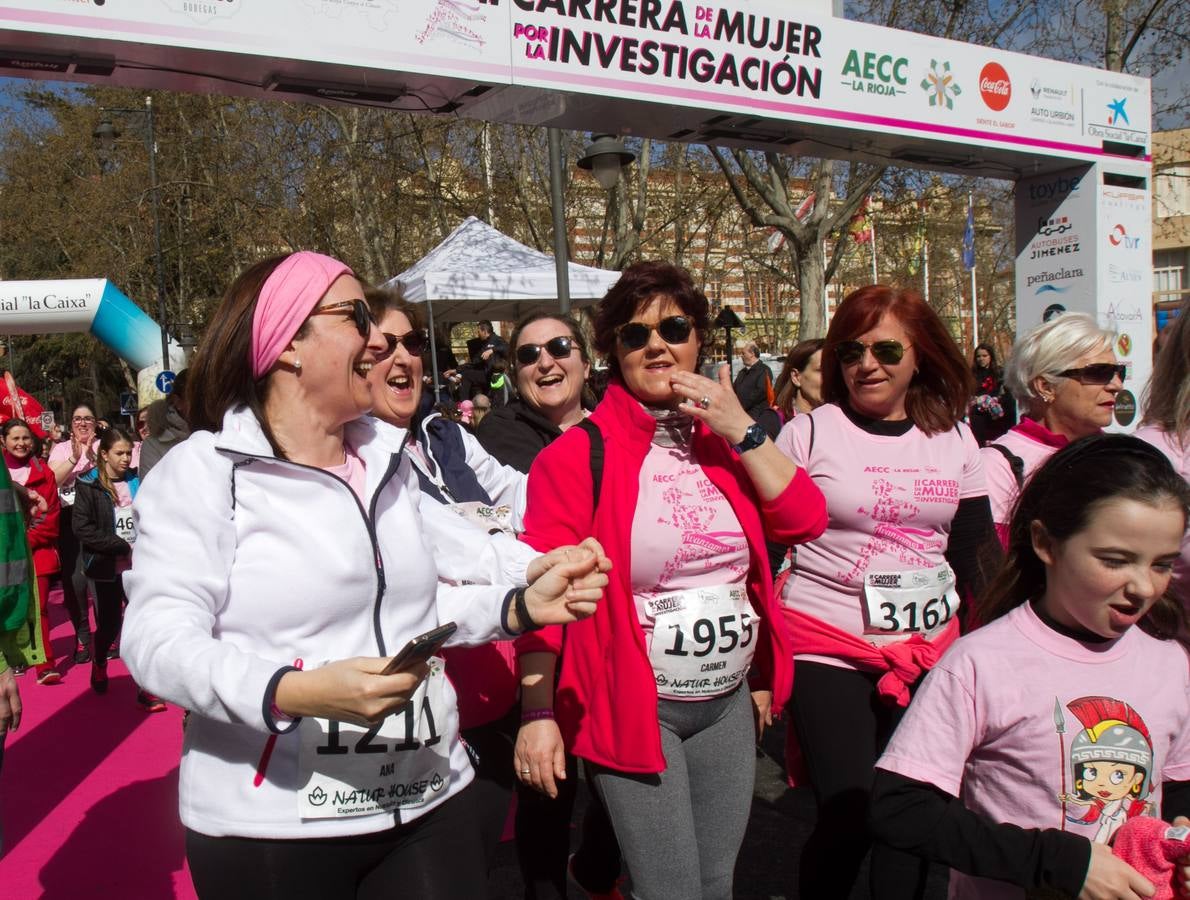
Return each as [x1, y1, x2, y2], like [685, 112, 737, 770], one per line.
[645, 585, 759, 699]
[297, 658, 453, 819]
[861, 563, 958, 643]
[59, 483, 76, 507]
[114, 506, 137, 543]
[450, 501, 516, 536]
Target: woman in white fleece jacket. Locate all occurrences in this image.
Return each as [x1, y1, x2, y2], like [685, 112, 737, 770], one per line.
[122, 252, 608, 900]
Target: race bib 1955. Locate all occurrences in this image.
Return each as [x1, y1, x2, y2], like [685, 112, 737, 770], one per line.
[644, 584, 759, 700]
[297, 658, 453, 819]
[861, 563, 958, 644]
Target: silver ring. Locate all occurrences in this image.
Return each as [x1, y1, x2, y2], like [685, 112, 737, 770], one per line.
[698, 395, 711, 410]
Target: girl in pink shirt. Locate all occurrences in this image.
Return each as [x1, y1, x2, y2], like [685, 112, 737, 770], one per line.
[872, 435, 1190, 900]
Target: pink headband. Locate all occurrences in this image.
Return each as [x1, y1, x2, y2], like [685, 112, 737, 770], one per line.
[251, 251, 355, 379]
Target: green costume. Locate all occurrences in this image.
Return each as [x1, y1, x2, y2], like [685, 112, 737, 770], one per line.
[0, 465, 44, 673]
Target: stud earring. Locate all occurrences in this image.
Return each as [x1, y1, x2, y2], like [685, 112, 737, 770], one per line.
[294, 359, 302, 370]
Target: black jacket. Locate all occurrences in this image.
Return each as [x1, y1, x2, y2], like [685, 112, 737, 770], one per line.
[733, 362, 774, 420]
[72, 474, 135, 582]
[474, 399, 562, 474]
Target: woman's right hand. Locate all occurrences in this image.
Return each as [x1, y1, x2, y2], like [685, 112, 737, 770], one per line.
[274, 657, 430, 727]
[515, 718, 567, 799]
[1079, 840, 1155, 900]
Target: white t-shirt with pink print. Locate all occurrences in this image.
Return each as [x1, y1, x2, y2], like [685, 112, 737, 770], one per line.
[775, 403, 986, 668]
[878, 602, 1190, 900]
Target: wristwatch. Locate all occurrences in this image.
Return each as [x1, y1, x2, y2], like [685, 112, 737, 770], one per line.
[732, 422, 767, 454]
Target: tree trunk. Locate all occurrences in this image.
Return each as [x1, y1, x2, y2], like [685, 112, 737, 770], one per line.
[792, 239, 827, 339]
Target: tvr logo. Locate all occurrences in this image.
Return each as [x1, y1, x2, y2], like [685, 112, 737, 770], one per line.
[1108, 224, 1142, 250]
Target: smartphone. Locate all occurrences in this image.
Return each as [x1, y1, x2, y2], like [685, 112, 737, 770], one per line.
[380, 622, 457, 675]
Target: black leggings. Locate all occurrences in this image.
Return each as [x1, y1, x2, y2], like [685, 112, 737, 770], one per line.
[56, 512, 92, 648]
[186, 787, 488, 900]
[788, 660, 929, 900]
[91, 577, 127, 665]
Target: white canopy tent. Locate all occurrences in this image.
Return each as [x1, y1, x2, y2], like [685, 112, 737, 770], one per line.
[382, 216, 623, 392]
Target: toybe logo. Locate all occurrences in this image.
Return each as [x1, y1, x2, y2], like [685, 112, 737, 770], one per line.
[979, 63, 1011, 111]
[1108, 224, 1142, 250]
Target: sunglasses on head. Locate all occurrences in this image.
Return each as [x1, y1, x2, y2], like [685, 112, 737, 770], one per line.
[516, 335, 577, 367]
[308, 299, 375, 338]
[615, 315, 694, 351]
[835, 339, 908, 366]
[1057, 363, 1126, 385]
[377, 328, 428, 361]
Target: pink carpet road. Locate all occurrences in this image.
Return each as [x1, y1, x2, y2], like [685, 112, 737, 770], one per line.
[0, 594, 197, 899]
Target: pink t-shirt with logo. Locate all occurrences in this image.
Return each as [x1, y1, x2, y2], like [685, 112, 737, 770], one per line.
[775, 404, 985, 668]
[878, 602, 1190, 900]
[981, 419, 1069, 531]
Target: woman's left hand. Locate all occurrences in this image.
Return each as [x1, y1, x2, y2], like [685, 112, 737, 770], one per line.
[751, 689, 773, 741]
[670, 368, 755, 445]
[1171, 816, 1190, 898]
[520, 538, 612, 629]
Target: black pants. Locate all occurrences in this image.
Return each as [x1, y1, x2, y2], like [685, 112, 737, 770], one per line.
[91, 576, 127, 664]
[56, 512, 92, 649]
[186, 787, 488, 900]
[788, 661, 929, 900]
[466, 707, 620, 898]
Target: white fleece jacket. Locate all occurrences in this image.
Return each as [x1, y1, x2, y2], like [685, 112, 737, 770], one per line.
[123, 406, 528, 839]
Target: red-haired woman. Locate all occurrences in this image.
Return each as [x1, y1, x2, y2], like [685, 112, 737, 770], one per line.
[774, 285, 996, 899]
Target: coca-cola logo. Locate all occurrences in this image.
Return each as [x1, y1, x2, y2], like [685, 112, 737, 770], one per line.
[979, 62, 1011, 111]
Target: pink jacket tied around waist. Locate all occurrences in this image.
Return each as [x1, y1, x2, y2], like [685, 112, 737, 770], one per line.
[251, 251, 354, 379]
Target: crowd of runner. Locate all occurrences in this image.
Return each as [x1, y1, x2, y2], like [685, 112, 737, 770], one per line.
[0, 251, 1187, 900]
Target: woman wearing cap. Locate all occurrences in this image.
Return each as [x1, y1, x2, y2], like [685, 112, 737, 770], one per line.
[983, 312, 1123, 542]
[774, 285, 994, 899]
[121, 252, 609, 899]
[516, 261, 826, 899]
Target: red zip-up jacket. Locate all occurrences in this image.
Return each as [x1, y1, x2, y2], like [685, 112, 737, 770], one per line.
[8, 456, 60, 577]
[516, 380, 827, 774]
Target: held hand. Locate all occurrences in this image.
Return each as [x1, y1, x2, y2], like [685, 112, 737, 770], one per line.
[1171, 816, 1190, 899]
[751, 690, 773, 741]
[522, 540, 611, 628]
[525, 538, 612, 584]
[669, 368, 755, 445]
[0, 667, 22, 735]
[1079, 840, 1155, 900]
[515, 718, 567, 799]
[274, 657, 430, 727]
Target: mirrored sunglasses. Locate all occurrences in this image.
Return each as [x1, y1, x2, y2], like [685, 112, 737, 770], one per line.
[308, 298, 375, 338]
[516, 335, 577, 366]
[1057, 363, 1126, 385]
[615, 315, 693, 351]
[835, 339, 907, 366]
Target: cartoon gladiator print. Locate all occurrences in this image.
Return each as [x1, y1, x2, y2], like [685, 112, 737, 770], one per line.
[1057, 696, 1154, 844]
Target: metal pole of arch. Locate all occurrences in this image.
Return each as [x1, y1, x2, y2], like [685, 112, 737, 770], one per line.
[145, 96, 170, 373]
[548, 127, 571, 315]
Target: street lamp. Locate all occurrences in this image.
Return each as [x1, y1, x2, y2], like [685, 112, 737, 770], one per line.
[93, 96, 170, 375]
[577, 134, 636, 191]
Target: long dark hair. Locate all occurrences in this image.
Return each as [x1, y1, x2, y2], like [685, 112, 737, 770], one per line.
[773, 338, 825, 419]
[976, 434, 1190, 639]
[96, 426, 135, 505]
[1142, 298, 1190, 448]
[186, 256, 306, 459]
[821, 285, 974, 435]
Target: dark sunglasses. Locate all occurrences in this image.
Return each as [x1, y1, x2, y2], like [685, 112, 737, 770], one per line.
[835, 339, 908, 366]
[1057, 363, 1126, 385]
[516, 335, 577, 367]
[377, 329, 429, 361]
[615, 315, 694, 351]
[308, 299, 375, 338]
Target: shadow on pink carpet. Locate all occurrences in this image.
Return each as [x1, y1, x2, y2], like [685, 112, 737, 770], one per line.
[0, 595, 196, 899]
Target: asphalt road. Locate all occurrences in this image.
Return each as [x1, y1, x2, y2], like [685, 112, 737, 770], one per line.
[487, 725, 950, 899]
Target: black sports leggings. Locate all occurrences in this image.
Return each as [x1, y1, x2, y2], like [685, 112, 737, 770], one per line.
[788, 660, 930, 900]
[185, 786, 488, 900]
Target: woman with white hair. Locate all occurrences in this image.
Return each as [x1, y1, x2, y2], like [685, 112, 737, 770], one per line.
[982, 312, 1123, 538]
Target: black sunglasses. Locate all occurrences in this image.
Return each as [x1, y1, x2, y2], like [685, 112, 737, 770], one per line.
[378, 328, 428, 361]
[835, 339, 908, 366]
[516, 335, 577, 367]
[1057, 363, 1126, 385]
[615, 315, 694, 351]
[308, 299, 375, 338]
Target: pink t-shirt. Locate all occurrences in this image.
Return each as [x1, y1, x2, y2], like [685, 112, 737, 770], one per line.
[981, 419, 1069, 530]
[1134, 424, 1190, 610]
[878, 603, 1190, 900]
[775, 404, 985, 667]
[323, 445, 367, 502]
[48, 439, 98, 504]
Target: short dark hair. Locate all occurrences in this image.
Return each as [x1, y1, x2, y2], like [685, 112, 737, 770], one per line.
[820, 285, 973, 436]
[591, 261, 711, 376]
[509, 312, 590, 364]
[367, 285, 423, 331]
[477, 320, 494, 334]
[976, 434, 1190, 639]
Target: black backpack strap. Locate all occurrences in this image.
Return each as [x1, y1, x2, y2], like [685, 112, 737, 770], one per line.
[575, 418, 604, 518]
[988, 443, 1025, 488]
[806, 413, 815, 462]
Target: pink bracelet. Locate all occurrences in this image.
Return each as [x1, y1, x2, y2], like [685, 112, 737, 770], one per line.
[521, 708, 555, 723]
